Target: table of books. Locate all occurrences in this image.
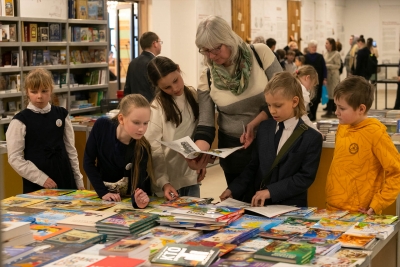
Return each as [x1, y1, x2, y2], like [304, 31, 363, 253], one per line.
[1, 189, 399, 267]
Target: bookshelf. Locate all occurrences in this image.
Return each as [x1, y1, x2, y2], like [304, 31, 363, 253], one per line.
[0, 0, 109, 118]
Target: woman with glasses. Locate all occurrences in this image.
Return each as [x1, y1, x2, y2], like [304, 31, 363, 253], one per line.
[189, 15, 282, 188]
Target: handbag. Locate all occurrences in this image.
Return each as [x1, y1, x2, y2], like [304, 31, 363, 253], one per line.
[321, 85, 329, 105]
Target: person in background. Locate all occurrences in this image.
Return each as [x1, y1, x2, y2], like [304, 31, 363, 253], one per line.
[294, 66, 319, 131]
[266, 38, 278, 59]
[344, 35, 359, 76]
[276, 49, 286, 70]
[353, 35, 371, 80]
[252, 36, 265, 44]
[6, 68, 85, 193]
[145, 56, 205, 200]
[367, 37, 379, 82]
[295, 55, 305, 69]
[191, 15, 282, 185]
[326, 76, 400, 215]
[124, 32, 162, 102]
[284, 50, 297, 73]
[284, 41, 303, 57]
[322, 38, 341, 118]
[393, 60, 400, 109]
[219, 72, 322, 206]
[84, 94, 153, 208]
[304, 40, 327, 121]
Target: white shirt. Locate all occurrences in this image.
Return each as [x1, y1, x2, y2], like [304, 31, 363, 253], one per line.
[300, 84, 319, 131]
[6, 103, 84, 188]
[276, 117, 298, 154]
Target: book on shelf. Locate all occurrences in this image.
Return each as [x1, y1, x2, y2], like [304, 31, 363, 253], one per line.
[4, 0, 14, 16]
[29, 23, 37, 42]
[30, 224, 72, 241]
[11, 51, 18, 66]
[9, 23, 16, 41]
[1, 221, 31, 242]
[253, 240, 316, 264]
[151, 243, 220, 267]
[86, 27, 93, 41]
[1, 24, 9, 41]
[2, 245, 36, 265]
[92, 28, 99, 42]
[76, 0, 88, 19]
[68, 0, 76, 19]
[158, 135, 243, 159]
[44, 229, 107, 245]
[39, 27, 49, 42]
[345, 221, 394, 239]
[87, 1, 98, 20]
[49, 23, 62, 42]
[80, 27, 89, 41]
[99, 29, 106, 41]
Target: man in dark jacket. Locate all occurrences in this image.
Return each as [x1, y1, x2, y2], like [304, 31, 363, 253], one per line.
[124, 32, 162, 102]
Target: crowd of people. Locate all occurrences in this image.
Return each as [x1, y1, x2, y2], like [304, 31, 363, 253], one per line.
[6, 16, 400, 218]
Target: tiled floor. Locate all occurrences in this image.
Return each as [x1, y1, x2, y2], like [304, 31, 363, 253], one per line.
[200, 87, 399, 201]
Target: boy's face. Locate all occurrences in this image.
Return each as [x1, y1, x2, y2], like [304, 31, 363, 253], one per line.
[334, 97, 366, 126]
[287, 54, 295, 62]
[265, 90, 298, 122]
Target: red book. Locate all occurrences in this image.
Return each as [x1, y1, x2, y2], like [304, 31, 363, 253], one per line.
[87, 256, 145, 267]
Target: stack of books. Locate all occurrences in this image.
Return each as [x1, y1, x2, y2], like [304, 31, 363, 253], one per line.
[96, 210, 159, 239]
[1, 221, 34, 246]
[57, 210, 117, 232]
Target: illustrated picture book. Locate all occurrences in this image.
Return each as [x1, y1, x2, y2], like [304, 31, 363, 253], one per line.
[30, 224, 72, 241]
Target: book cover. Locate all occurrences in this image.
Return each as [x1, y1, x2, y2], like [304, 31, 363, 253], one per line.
[4, 0, 13, 16]
[97, 210, 158, 229]
[99, 238, 152, 257]
[1, 24, 10, 41]
[161, 197, 206, 208]
[11, 51, 18, 66]
[306, 209, 349, 220]
[151, 243, 220, 267]
[185, 241, 236, 257]
[35, 49, 43, 66]
[171, 205, 244, 222]
[81, 50, 92, 64]
[87, 1, 98, 20]
[76, 0, 88, 19]
[64, 190, 98, 199]
[334, 248, 372, 259]
[307, 255, 364, 267]
[60, 49, 67, 64]
[282, 207, 317, 218]
[98, 29, 106, 42]
[49, 23, 62, 42]
[3, 245, 36, 265]
[211, 259, 276, 267]
[253, 240, 316, 264]
[40, 253, 106, 267]
[39, 27, 49, 42]
[287, 237, 341, 256]
[92, 28, 99, 42]
[54, 199, 115, 211]
[28, 23, 37, 42]
[87, 256, 145, 267]
[9, 23, 16, 41]
[44, 229, 106, 245]
[301, 228, 342, 240]
[139, 226, 201, 243]
[50, 50, 60, 65]
[1, 196, 45, 207]
[336, 233, 376, 248]
[30, 224, 72, 241]
[244, 205, 301, 218]
[234, 237, 274, 252]
[42, 49, 50, 65]
[29, 199, 77, 209]
[158, 136, 243, 159]
[2, 213, 36, 223]
[34, 209, 84, 225]
[311, 218, 355, 232]
[362, 214, 398, 224]
[340, 212, 367, 222]
[73, 26, 81, 42]
[192, 228, 257, 245]
[57, 210, 116, 230]
[80, 27, 88, 42]
[345, 221, 394, 239]
[5, 206, 47, 216]
[258, 229, 300, 240]
[1, 221, 31, 241]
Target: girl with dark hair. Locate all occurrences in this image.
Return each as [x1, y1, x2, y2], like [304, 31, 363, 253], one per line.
[145, 56, 204, 200]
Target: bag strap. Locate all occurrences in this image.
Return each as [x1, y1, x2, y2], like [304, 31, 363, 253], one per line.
[206, 44, 264, 89]
[259, 123, 308, 190]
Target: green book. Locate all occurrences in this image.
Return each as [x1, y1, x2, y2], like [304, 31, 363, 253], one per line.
[253, 240, 316, 264]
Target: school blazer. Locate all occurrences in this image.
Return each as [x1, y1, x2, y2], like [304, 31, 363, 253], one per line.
[228, 118, 323, 206]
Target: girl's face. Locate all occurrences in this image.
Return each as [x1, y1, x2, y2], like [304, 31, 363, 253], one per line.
[27, 87, 52, 109]
[295, 58, 302, 67]
[118, 107, 151, 140]
[265, 90, 298, 122]
[207, 44, 232, 66]
[325, 40, 332, 51]
[298, 75, 317, 91]
[157, 70, 184, 97]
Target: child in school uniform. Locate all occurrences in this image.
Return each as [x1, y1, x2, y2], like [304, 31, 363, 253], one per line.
[326, 76, 400, 215]
[220, 71, 323, 207]
[145, 56, 205, 200]
[294, 65, 319, 131]
[6, 68, 85, 193]
[84, 94, 154, 208]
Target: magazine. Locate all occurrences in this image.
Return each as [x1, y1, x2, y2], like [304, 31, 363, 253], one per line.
[157, 136, 243, 159]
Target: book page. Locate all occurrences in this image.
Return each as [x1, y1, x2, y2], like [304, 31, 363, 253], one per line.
[245, 205, 300, 218]
[216, 198, 250, 208]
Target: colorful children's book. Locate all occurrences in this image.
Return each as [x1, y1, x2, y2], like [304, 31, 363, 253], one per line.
[5, 206, 47, 216]
[234, 237, 274, 252]
[301, 228, 343, 240]
[26, 189, 74, 196]
[63, 190, 98, 199]
[345, 221, 394, 239]
[87, 256, 146, 267]
[99, 237, 153, 259]
[362, 214, 398, 224]
[161, 197, 207, 208]
[192, 227, 259, 245]
[139, 226, 201, 243]
[253, 240, 316, 264]
[306, 209, 349, 220]
[28, 199, 79, 210]
[1, 196, 45, 207]
[171, 204, 244, 222]
[30, 224, 72, 241]
[96, 210, 158, 229]
[211, 259, 276, 267]
[34, 209, 84, 225]
[151, 243, 220, 267]
[336, 233, 376, 248]
[333, 248, 372, 259]
[258, 229, 300, 240]
[229, 214, 283, 231]
[310, 218, 355, 232]
[1, 214, 36, 223]
[2, 245, 36, 264]
[185, 240, 236, 257]
[44, 229, 106, 245]
[54, 199, 116, 211]
[281, 207, 317, 218]
[339, 212, 367, 222]
[40, 253, 106, 267]
[307, 255, 364, 267]
[57, 210, 116, 232]
[287, 237, 341, 256]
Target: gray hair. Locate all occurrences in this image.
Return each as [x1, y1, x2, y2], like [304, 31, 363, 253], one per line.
[195, 15, 243, 66]
[308, 40, 318, 47]
[252, 36, 265, 44]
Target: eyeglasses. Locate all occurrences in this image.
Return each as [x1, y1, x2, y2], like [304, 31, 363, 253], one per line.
[198, 44, 223, 56]
[156, 40, 163, 44]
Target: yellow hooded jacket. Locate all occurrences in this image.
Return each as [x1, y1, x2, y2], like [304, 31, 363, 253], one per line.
[326, 118, 400, 214]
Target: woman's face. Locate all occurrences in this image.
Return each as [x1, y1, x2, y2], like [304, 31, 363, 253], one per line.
[325, 40, 332, 51]
[308, 44, 317, 54]
[207, 44, 232, 66]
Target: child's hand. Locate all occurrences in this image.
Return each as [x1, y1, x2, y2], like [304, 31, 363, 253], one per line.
[219, 189, 232, 201]
[134, 188, 149, 209]
[197, 168, 207, 183]
[358, 207, 375, 215]
[251, 189, 271, 207]
[43, 178, 57, 189]
[163, 183, 179, 201]
[102, 192, 121, 202]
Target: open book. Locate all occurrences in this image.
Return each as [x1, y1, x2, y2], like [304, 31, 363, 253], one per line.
[157, 136, 243, 159]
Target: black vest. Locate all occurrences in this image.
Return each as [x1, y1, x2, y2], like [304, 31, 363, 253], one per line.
[13, 106, 76, 193]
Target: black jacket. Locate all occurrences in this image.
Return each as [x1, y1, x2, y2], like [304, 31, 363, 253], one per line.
[354, 47, 371, 80]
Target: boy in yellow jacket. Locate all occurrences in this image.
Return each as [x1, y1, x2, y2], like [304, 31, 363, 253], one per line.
[326, 76, 400, 215]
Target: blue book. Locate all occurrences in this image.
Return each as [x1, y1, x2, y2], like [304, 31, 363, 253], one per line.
[34, 209, 84, 226]
[3, 245, 36, 265]
[229, 214, 283, 231]
[48, 23, 62, 42]
[2, 214, 36, 223]
[87, 1, 98, 20]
